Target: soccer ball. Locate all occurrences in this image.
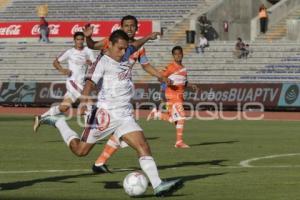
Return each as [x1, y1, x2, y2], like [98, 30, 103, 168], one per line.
[123, 172, 148, 196]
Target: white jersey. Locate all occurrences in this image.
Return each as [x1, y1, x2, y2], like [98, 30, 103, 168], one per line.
[57, 47, 95, 85]
[90, 46, 136, 117]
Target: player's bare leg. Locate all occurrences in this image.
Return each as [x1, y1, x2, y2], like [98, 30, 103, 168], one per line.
[38, 115, 95, 156]
[68, 138, 95, 157]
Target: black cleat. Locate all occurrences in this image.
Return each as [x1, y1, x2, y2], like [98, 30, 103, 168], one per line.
[92, 164, 112, 174]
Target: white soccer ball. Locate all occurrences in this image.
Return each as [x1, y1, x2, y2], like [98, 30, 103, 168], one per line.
[123, 172, 148, 196]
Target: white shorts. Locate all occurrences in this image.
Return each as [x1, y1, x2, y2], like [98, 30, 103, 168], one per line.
[64, 80, 83, 102]
[81, 107, 143, 144]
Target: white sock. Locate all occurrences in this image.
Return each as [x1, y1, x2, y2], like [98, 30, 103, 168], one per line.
[41, 105, 61, 117]
[139, 156, 162, 189]
[55, 118, 79, 146]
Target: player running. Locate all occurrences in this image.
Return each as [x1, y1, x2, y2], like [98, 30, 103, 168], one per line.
[33, 32, 96, 132]
[38, 30, 183, 197]
[147, 46, 196, 148]
[83, 15, 169, 173]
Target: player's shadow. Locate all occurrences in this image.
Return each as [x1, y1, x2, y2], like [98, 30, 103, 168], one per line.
[157, 159, 227, 170]
[0, 172, 94, 191]
[98, 172, 226, 198]
[190, 140, 239, 146]
[146, 137, 160, 140]
[96, 181, 186, 198]
[124, 160, 227, 173]
[45, 137, 161, 144]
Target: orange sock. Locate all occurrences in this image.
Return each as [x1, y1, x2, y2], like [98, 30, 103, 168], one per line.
[95, 135, 119, 165]
[175, 120, 185, 143]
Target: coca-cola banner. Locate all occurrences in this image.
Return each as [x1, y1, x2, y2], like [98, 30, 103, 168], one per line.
[0, 82, 289, 109]
[0, 21, 152, 38]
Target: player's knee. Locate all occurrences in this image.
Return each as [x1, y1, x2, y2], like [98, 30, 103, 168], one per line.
[70, 145, 89, 157]
[75, 149, 89, 157]
[59, 104, 70, 112]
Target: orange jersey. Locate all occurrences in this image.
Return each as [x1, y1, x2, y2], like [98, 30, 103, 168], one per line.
[162, 62, 187, 102]
[100, 37, 110, 54]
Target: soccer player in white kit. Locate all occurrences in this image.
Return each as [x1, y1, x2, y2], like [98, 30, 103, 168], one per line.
[39, 30, 183, 197]
[33, 32, 96, 132]
[84, 15, 170, 173]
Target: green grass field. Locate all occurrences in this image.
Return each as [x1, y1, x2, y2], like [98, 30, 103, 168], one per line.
[1, 116, 300, 200]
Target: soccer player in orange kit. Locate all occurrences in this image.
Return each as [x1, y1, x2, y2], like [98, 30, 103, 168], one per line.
[148, 46, 196, 148]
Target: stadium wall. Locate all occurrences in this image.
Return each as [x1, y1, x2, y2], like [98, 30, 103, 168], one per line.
[1, 82, 300, 110]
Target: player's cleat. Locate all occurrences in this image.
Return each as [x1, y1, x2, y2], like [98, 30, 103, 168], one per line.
[92, 164, 112, 174]
[147, 108, 158, 121]
[39, 115, 64, 127]
[174, 142, 190, 148]
[33, 115, 41, 133]
[154, 179, 184, 197]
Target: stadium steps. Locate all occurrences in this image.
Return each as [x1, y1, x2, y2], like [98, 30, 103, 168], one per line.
[1, 1, 299, 83]
[0, 0, 208, 30]
[255, 5, 300, 41]
[0, 0, 11, 11]
[161, 0, 218, 42]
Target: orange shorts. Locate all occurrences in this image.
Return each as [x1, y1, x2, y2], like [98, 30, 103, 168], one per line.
[166, 101, 185, 121]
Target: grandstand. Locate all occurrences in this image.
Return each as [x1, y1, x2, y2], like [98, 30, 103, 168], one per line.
[0, 0, 300, 84]
[0, 0, 208, 31]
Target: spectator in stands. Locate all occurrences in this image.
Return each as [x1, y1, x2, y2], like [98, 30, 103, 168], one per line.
[234, 37, 249, 59]
[198, 15, 207, 35]
[259, 4, 269, 34]
[195, 34, 209, 54]
[198, 15, 211, 38]
[197, 15, 218, 41]
[39, 17, 50, 43]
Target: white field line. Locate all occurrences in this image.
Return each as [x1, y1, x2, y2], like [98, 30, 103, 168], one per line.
[239, 153, 300, 167]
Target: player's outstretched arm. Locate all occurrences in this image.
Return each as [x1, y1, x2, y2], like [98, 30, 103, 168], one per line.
[131, 32, 160, 49]
[83, 25, 105, 50]
[141, 63, 169, 83]
[53, 59, 71, 76]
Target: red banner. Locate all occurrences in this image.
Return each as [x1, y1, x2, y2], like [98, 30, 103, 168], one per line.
[0, 21, 152, 38]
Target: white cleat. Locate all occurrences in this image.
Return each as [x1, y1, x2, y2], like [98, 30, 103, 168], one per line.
[33, 115, 41, 133]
